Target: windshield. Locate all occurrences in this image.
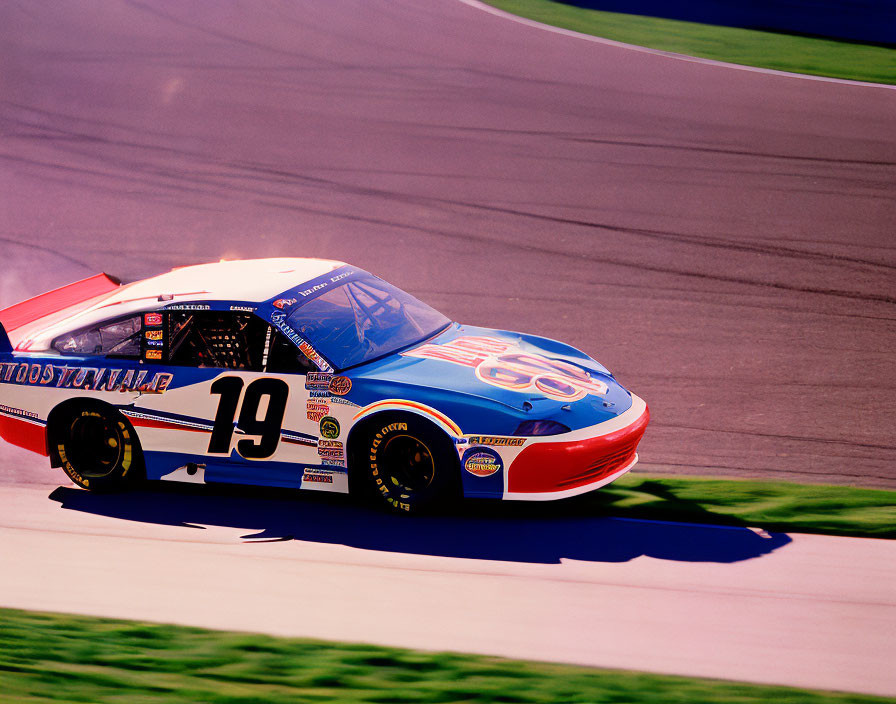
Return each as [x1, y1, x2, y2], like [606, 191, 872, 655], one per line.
[285, 274, 450, 369]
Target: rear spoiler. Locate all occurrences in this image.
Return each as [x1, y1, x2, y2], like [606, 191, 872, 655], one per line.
[0, 273, 122, 351]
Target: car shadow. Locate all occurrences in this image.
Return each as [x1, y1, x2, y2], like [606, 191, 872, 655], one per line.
[48, 483, 791, 565]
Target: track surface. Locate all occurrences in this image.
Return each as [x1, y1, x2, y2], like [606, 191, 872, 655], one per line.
[0, 3, 895, 696]
[2, 482, 895, 696]
[0, 0, 894, 487]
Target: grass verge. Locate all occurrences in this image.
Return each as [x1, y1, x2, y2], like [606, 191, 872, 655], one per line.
[1, 608, 892, 703]
[567, 474, 896, 539]
[482, 0, 896, 84]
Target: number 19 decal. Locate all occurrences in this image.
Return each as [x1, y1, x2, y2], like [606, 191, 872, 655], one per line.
[208, 377, 289, 459]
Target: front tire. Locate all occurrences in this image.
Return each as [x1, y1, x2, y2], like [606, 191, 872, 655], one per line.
[55, 405, 141, 491]
[358, 413, 460, 514]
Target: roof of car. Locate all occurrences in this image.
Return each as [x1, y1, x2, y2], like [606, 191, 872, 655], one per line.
[110, 258, 347, 305]
[14, 258, 348, 351]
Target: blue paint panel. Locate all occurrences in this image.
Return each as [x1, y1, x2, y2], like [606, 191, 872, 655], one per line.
[143, 449, 345, 490]
[460, 447, 505, 498]
[346, 324, 633, 435]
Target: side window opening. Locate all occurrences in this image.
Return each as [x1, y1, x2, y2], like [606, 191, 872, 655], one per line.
[165, 312, 317, 374]
[53, 315, 142, 357]
[168, 312, 268, 370]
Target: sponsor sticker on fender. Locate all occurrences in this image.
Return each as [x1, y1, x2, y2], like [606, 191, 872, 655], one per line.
[144, 313, 163, 326]
[320, 416, 340, 439]
[328, 376, 352, 396]
[467, 435, 525, 447]
[145, 329, 164, 341]
[305, 372, 332, 389]
[303, 469, 333, 484]
[273, 298, 297, 309]
[462, 447, 503, 477]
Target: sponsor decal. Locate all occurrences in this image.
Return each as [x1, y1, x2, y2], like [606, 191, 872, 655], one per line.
[0, 362, 172, 393]
[0, 405, 39, 420]
[270, 320, 334, 373]
[402, 336, 609, 402]
[462, 447, 503, 477]
[145, 350, 163, 361]
[309, 389, 329, 398]
[307, 410, 328, 422]
[145, 330, 164, 341]
[230, 305, 255, 312]
[328, 376, 352, 396]
[329, 270, 353, 284]
[165, 304, 210, 311]
[302, 469, 334, 484]
[298, 341, 332, 372]
[298, 283, 327, 298]
[467, 435, 525, 447]
[272, 298, 297, 309]
[317, 439, 345, 461]
[145, 339, 164, 348]
[292, 270, 356, 300]
[327, 396, 359, 407]
[144, 313, 163, 326]
[305, 372, 332, 389]
[319, 416, 340, 439]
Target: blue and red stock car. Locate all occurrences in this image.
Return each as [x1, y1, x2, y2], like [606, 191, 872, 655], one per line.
[0, 258, 649, 512]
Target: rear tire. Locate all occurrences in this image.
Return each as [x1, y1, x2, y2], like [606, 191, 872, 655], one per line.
[357, 413, 460, 514]
[54, 404, 141, 492]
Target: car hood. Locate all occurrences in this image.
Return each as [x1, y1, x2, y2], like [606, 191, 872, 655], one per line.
[347, 324, 634, 435]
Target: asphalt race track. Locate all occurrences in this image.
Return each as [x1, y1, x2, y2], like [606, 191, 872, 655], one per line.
[0, 0, 895, 695]
[1, 0, 894, 488]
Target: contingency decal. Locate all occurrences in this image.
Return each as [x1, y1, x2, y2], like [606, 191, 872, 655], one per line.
[401, 336, 608, 402]
[328, 376, 352, 396]
[0, 362, 173, 394]
[467, 435, 525, 447]
[317, 439, 345, 466]
[462, 447, 503, 477]
[270, 311, 334, 373]
[319, 416, 340, 439]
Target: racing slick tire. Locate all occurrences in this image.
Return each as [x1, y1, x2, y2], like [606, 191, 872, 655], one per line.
[355, 413, 460, 514]
[51, 402, 143, 492]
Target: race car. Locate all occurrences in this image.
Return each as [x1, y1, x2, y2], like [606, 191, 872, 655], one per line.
[0, 258, 649, 512]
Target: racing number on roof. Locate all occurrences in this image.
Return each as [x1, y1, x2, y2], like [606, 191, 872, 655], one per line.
[208, 377, 289, 459]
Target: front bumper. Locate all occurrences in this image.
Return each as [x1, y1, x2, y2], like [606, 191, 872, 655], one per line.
[504, 394, 649, 500]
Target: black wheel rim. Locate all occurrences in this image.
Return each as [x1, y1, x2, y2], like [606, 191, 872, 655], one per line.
[380, 434, 435, 499]
[67, 414, 123, 479]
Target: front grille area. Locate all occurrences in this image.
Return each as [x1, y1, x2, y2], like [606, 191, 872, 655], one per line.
[507, 406, 649, 494]
[554, 434, 642, 489]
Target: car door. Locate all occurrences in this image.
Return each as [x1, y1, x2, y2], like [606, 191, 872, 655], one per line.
[132, 309, 327, 489]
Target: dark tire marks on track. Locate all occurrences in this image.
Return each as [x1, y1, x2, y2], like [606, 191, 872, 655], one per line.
[0, 0, 894, 486]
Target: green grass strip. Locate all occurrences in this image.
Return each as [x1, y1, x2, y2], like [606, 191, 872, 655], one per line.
[564, 474, 896, 539]
[482, 0, 896, 84]
[1, 608, 892, 703]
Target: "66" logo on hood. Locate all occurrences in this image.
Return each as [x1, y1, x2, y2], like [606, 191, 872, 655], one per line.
[403, 337, 607, 402]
